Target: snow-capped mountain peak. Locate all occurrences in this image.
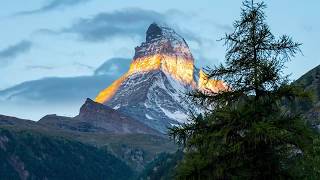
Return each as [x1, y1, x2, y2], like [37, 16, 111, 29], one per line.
[134, 23, 193, 60]
[95, 23, 225, 133]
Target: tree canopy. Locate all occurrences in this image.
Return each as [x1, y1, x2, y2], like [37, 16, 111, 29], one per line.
[170, 1, 316, 179]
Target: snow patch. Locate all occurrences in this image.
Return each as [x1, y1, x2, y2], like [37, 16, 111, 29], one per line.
[170, 123, 180, 127]
[145, 114, 154, 120]
[113, 104, 121, 110]
[160, 107, 188, 124]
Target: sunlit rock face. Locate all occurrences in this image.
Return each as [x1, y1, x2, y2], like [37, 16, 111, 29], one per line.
[95, 23, 225, 133]
[96, 23, 196, 104]
[198, 69, 226, 94]
[129, 55, 195, 85]
[133, 23, 194, 85]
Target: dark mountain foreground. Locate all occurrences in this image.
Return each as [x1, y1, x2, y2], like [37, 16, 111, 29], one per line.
[0, 127, 134, 180]
[0, 99, 177, 178]
[138, 151, 183, 180]
[295, 65, 320, 126]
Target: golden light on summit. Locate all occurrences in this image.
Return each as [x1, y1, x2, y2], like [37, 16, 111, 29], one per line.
[95, 54, 196, 104]
[128, 55, 162, 74]
[95, 74, 128, 104]
[161, 55, 194, 85]
[95, 54, 227, 104]
[94, 23, 227, 104]
[129, 54, 195, 85]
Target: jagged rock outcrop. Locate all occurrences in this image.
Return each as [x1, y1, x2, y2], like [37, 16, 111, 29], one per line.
[38, 98, 159, 135]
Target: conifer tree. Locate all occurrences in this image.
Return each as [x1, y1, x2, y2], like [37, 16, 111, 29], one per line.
[170, 1, 313, 179]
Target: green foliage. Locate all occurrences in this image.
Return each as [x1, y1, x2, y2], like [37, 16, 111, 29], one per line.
[138, 151, 183, 180]
[288, 134, 320, 179]
[0, 128, 135, 180]
[170, 0, 318, 179]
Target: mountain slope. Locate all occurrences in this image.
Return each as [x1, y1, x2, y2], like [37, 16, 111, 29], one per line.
[103, 70, 193, 133]
[295, 65, 320, 102]
[0, 96, 176, 172]
[294, 65, 320, 125]
[95, 23, 225, 133]
[38, 98, 159, 135]
[0, 113, 176, 172]
[0, 127, 134, 180]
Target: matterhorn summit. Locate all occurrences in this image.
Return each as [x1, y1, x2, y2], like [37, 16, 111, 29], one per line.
[95, 23, 225, 133]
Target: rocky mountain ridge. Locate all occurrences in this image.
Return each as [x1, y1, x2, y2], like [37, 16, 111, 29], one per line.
[95, 23, 226, 133]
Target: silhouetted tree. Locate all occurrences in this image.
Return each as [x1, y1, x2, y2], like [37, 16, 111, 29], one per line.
[170, 0, 314, 179]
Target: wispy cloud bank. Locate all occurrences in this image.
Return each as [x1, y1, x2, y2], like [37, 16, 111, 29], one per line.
[0, 40, 32, 64]
[50, 7, 206, 46]
[73, 62, 95, 71]
[25, 65, 55, 70]
[61, 8, 169, 42]
[15, 0, 91, 16]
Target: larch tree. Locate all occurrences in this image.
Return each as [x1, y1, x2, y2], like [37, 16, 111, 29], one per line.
[170, 0, 314, 179]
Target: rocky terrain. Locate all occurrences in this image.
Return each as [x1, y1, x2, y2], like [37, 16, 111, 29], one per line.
[96, 23, 225, 133]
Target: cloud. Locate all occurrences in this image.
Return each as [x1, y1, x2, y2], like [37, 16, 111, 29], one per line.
[32, 7, 213, 49]
[73, 62, 95, 71]
[61, 8, 169, 42]
[33, 7, 217, 59]
[94, 58, 131, 76]
[213, 23, 233, 32]
[26, 65, 55, 70]
[54, 8, 214, 48]
[15, 0, 91, 16]
[0, 40, 32, 63]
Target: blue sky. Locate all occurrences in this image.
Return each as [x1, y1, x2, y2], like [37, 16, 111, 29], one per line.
[0, 0, 319, 90]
